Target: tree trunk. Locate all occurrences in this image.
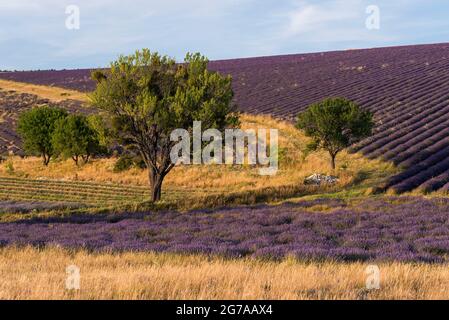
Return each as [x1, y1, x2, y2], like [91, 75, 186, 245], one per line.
[330, 153, 336, 170]
[43, 154, 50, 166]
[82, 154, 90, 164]
[148, 168, 163, 202]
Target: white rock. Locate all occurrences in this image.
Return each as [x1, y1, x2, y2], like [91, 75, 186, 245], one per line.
[304, 173, 339, 185]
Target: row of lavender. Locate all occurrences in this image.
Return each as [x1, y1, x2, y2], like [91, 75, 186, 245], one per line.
[2, 43, 449, 193]
[1, 197, 448, 262]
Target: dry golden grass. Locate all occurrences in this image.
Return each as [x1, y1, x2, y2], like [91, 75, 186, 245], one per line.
[0, 79, 88, 102]
[0, 114, 396, 194]
[0, 246, 447, 300]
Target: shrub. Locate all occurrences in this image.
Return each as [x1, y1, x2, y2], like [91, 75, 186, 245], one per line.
[113, 154, 147, 173]
[113, 155, 134, 173]
[5, 161, 14, 175]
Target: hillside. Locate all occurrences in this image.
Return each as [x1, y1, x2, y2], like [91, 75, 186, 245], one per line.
[1, 43, 449, 193]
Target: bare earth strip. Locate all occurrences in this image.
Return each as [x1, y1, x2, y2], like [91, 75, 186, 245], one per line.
[0, 79, 87, 103]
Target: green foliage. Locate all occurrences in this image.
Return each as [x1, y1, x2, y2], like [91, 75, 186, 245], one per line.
[17, 106, 68, 165]
[112, 153, 146, 173]
[90, 49, 239, 201]
[52, 114, 101, 165]
[296, 97, 374, 169]
[86, 114, 112, 152]
[91, 70, 107, 83]
[5, 161, 14, 175]
[113, 155, 134, 173]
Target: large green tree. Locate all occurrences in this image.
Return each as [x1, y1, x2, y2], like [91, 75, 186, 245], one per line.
[17, 106, 67, 165]
[52, 114, 101, 165]
[90, 49, 239, 202]
[296, 97, 374, 170]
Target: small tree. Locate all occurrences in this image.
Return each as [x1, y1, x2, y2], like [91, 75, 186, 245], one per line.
[52, 114, 101, 165]
[90, 49, 238, 202]
[17, 106, 67, 165]
[296, 97, 374, 170]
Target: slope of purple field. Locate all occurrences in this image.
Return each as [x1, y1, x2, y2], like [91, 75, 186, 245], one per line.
[0, 69, 94, 92]
[0, 197, 448, 263]
[1, 43, 449, 193]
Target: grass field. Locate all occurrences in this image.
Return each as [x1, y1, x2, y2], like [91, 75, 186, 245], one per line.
[0, 79, 88, 102]
[0, 114, 397, 215]
[0, 247, 447, 300]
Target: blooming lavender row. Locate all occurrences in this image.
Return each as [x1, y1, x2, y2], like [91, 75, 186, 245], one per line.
[0, 197, 448, 263]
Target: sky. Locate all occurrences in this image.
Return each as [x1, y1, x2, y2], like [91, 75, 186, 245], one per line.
[0, 0, 448, 70]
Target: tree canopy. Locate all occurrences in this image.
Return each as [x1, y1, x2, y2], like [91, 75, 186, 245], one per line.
[90, 49, 239, 201]
[52, 114, 102, 165]
[296, 97, 374, 170]
[17, 106, 68, 165]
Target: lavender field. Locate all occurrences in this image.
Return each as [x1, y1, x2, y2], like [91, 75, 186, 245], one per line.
[2, 43, 449, 193]
[1, 197, 448, 263]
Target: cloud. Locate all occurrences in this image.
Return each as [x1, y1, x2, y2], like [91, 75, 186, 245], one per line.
[0, 0, 259, 68]
[0, 1, 42, 11]
[1, 0, 448, 69]
[283, 1, 361, 38]
[276, 0, 398, 49]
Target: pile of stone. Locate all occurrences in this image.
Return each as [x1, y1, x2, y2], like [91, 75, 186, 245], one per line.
[304, 173, 339, 186]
